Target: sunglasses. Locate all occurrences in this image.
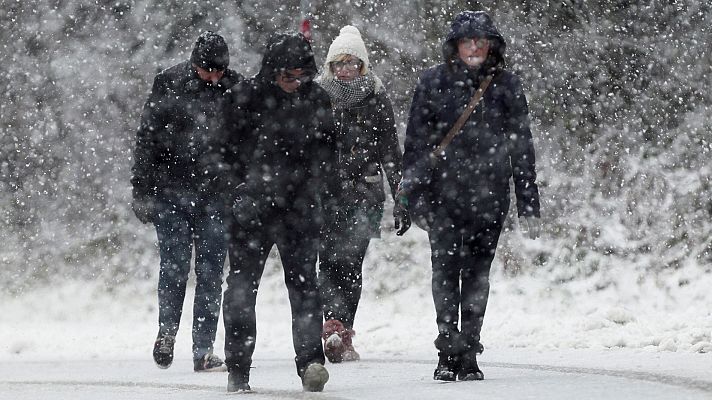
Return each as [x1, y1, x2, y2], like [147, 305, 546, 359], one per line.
[280, 71, 313, 84]
[331, 60, 363, 71]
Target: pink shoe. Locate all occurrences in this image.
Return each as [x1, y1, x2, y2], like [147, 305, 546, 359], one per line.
[323, 319, 346, 363]
[322, 320, 360, 363]
[342, 344, 360, 362]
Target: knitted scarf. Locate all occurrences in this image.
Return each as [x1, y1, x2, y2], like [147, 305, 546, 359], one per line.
[318, 72, 377, 109]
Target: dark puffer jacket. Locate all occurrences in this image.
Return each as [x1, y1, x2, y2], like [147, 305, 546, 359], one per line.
[329, 88, 402, 236]
[131, 61, 242, 203]
[225, 33, 337, 230]
[401, 11, 540, 223]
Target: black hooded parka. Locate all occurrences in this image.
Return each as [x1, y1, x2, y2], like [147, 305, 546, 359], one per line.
[401, 11, 541, 361]
[222, 33, 335, 379]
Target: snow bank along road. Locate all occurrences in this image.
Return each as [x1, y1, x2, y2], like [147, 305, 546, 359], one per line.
[1, 353, 711, 400]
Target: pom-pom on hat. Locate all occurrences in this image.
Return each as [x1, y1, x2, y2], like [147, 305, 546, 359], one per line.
[325, 25, 369, 73]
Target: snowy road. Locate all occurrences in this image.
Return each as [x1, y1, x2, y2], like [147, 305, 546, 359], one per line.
[2, 354, 710, 400]
[3, 278, 712, 399]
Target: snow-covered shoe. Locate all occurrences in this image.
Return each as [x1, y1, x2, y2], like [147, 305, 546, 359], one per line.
[301, 363, 329, 392]
[458, 350, 484, 381]
[433, 352, 459, 381]
[322, 319, 347, 363]
[152, 334, 175, 369]
[194, 352, 228, 372]
[342, 344, 360, 362]
[341, 328, 360, 362]
[323, 320, 361, 363]
[324, 332, 345, 363]
[227, 370, 251, 392]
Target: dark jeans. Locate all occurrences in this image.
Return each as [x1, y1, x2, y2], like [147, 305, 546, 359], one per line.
[319, 218, 371, 330]
[428, 209, 506, 354]
[223, 215, 325, 377]
[154, 193, 227, 360]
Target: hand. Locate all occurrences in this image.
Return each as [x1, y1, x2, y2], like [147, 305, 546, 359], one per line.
[393, 189, 411, 236]
[232, 193, 262, 228]
[132, 197, 155, 224]
[520, 216, 541, 240]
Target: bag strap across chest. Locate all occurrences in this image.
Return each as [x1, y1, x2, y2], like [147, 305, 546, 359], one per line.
[431, 75, 493, 160]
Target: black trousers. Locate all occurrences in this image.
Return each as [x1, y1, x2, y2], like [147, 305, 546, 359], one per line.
[318, 230, 371, 330]
[428, 209, 506, 354]
[223, 216, 325, 376]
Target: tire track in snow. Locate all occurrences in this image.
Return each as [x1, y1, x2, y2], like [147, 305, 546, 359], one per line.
[3, 359, 711, 396]
[485, 361, 712, 394]
[365, 358, 712, 393]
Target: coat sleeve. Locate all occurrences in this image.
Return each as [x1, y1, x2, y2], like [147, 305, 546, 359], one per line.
[375, 92, 403, 200]
[130, 73, 169, 199]
[223, 79, 253, 200]
[313, 93, 340, 203]
[401, 70, 436, 195]
[504, 73, 541, 217]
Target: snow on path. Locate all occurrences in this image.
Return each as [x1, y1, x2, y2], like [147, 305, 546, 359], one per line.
[1, 354, 711, 400]
[3, 230, 712, 398]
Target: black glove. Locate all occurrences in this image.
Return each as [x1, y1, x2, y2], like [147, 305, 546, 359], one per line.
[232, 192, 262, 228]
[132, 196, 155, 225]
[393, 189, 411, 236]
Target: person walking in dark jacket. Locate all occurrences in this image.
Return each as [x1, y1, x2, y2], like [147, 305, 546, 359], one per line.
[395, 11, 541, 381]
[315, 25, 406, 363]
[222, 32, 335, 393]
[131, 31, 242, 372]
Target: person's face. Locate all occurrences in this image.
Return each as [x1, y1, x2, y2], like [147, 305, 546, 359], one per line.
[275, 68, 312, 93]
[194, 64, 225, 84]
[457, 37, 490, 67]
[330, 55, 363, 82]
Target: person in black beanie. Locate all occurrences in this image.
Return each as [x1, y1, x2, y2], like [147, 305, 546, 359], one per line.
[222, 32, 336, 393]
[397, 11, 541, 381]
[131, 30, 242, 372]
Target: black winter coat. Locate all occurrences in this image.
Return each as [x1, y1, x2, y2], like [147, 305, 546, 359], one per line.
[226, 77, 338, 230]
[402, 62, 540, 224]
[131, 61, 242, 203]
[333, 89, 402, 208]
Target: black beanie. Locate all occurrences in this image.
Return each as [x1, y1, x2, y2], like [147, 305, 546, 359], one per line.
[191, 31, 229, 71]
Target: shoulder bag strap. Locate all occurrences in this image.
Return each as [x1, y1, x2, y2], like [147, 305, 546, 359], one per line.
[431, 74, 493, 160]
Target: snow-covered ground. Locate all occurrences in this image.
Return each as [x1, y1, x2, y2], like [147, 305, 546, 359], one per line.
[2, 228, 712, 398]
[2, 353, 711, 400]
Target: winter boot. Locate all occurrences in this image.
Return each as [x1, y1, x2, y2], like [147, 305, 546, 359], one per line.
[152, 334, 176, 369]
[227, 369, 251, 392]
[322, 319, 347, 363]
[341, 328, 360, 361]
[301, 362, 329, 392]
[458, 347, 484, 381]
[194, 352, 228, 372]
[433, 352, 460, 381]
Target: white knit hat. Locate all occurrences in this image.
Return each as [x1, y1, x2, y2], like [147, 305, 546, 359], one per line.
[324, 25, 369, 73]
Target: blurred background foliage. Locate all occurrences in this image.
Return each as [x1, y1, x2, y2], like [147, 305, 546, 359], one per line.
[1, 0, 711, 292]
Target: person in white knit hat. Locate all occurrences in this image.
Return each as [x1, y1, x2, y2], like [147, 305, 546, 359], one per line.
[316, 25, 409, 364]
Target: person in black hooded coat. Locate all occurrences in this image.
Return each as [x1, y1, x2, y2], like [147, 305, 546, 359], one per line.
[131, 31, 242, 372]
[395, 11, 542, 381]
[222, 32, 336, 393]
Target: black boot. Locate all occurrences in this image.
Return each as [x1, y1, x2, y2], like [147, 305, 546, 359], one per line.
[433, 352, 460, 381]
[227, 369, 251, 392]
[152, 334, 175, 369]
[458, 348, 484, 381]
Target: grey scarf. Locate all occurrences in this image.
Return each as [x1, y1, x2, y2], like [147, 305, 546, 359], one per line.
[319, 73, 377, 109]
